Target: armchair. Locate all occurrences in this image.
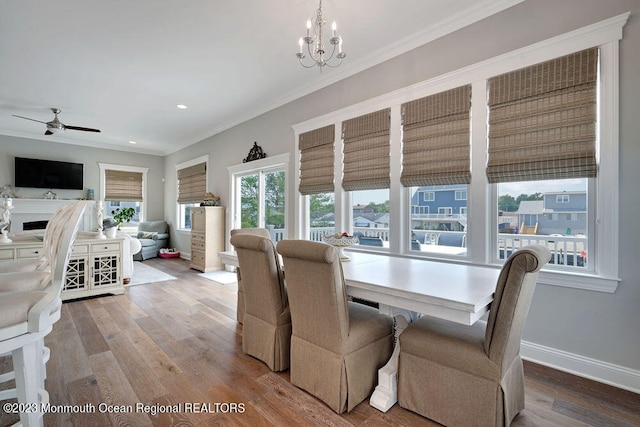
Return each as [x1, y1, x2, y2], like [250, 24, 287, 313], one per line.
[133, 220, 169, 261]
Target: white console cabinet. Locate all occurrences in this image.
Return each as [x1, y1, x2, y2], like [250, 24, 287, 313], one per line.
[0, 236, 125, 300]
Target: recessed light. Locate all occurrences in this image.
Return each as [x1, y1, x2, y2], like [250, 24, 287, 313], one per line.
[129, 140, 137, 144]
[177, 104, 187, 109]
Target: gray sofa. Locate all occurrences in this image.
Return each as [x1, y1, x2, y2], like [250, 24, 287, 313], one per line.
[133, 220, 169, 260]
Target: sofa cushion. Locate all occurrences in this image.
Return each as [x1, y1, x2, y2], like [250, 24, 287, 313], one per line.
[138, 220, 168, 234]
[137, 231, 158, 240]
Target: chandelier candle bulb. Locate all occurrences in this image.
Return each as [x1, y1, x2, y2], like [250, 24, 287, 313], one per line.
[332, 21, 336, 36]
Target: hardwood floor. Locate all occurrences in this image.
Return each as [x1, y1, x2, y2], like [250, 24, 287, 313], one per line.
[2, 257, 639, 426]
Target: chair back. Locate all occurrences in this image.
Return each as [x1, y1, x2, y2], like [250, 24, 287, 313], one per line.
[276, 240, 349, 352]
[230, 234, 287, 323]
[30, 202, 76, 272]
[484, 245, 550, 367]
[230, 227, 271, 240]
[29, 201, 87, 332]
[51, 202, 87, 288]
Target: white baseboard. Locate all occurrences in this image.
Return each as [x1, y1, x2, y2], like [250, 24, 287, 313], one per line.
[521, 341, 640, 394]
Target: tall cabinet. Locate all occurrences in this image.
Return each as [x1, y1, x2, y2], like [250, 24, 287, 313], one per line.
[190, 206, 225, 272]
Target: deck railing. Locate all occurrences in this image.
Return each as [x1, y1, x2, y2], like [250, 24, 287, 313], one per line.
[498, 233, 587, 267]
[268, 226, 588, 269]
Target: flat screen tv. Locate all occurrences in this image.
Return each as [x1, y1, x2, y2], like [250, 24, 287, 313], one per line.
[14, 157, 84, 190]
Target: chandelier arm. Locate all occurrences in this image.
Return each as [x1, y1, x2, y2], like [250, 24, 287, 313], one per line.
[323, 56, 344, 68]
[298, 57, 320, 68]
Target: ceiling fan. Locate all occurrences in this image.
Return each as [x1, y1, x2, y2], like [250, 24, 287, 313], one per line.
[12, 107, 101, 135]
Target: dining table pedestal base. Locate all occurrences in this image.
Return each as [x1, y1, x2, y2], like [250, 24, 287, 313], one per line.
[370, 313, 411, 412]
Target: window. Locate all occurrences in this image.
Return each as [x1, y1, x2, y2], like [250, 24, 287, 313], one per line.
[497, 178, 589, 269]
[487, 48, 597, 272]
[422, 191, 435, 202]
[401, 86, 471, 256]
[99, 163, 148, 231]
[293, 13, 625, 292]
[228, 154, 289, 242]
[176, 155, 208, 230]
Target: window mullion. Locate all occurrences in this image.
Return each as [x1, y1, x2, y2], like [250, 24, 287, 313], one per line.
[334, 124, 348, 234]
[469, 80, 489, 264]
[389, 104, 402, 254]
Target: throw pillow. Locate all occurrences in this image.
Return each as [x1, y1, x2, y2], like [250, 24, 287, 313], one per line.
[137, 231, 158, 240]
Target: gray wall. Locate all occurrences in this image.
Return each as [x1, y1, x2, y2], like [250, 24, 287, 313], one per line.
[0, 135, 165, 221]
[164, 0, 640, 376]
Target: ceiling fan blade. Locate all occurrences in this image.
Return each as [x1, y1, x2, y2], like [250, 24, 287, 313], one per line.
[65, 125, 101, 133]
[45, 130, 53, 135]
[12, 114, 47, 124]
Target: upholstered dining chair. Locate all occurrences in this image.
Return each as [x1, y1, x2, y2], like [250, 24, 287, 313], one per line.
[229, 227, 272, 324]
[230, 233, 291, 371]
[397, 245, 551, 427]
[276, 239, 394, 414]
[0, 201, 86, 426]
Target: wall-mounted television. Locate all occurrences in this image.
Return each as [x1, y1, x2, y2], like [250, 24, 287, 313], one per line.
[14, 157, 84, 190]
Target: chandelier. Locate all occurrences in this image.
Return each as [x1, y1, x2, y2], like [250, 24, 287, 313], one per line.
[296, 0, 346, 69]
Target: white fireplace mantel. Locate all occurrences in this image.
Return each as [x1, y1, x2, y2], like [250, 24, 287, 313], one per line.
[8, 198, 97, 232]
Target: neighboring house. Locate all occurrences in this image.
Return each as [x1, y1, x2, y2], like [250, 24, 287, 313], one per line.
[515, 200, 544, 231]
[514, 192, 586, 235]
[353, 213, 389, 229]
[540, 191, 587, 235]
[352, 204, 374, 216]
[410, 185, 467, 231]
[310, 212, 334, 227]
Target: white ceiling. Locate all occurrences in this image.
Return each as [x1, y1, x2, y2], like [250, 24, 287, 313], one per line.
[0, 0, 521, 156]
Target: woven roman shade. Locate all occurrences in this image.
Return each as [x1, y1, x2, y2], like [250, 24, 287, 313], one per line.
[104, 170, 143, 201]
[298, 124, 335, 195]
[401, 85, 471, 186]
[342, 108, 391, 191]
[487, 47, 598, 183]
[177, 162, 206, 203]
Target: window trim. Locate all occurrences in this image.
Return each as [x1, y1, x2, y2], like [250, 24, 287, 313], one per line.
[98, 162, 148, 226]
[175, 155, 209, 231]
[292, 13, 627, 293]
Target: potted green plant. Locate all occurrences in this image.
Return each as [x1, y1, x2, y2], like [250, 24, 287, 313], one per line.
[111, 207, 135, 229]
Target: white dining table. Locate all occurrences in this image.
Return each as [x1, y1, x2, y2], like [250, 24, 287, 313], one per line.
[220, 249, 499, 325]
[218, 248, 501, 411]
